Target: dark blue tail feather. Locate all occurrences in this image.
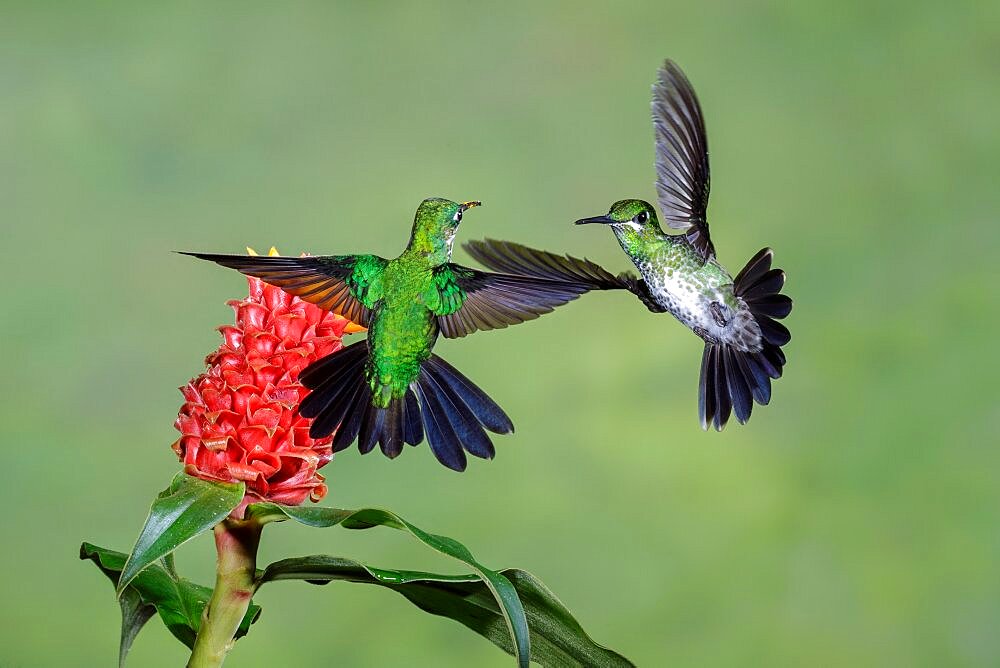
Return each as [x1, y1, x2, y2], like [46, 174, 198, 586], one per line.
[297, 341, 511, 471]
[699, 248, 792, 430]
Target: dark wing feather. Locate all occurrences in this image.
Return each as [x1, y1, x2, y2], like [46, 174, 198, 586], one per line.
[463, 239, 629, 288]
[179, 252, 386, 326]
[463, 239, 668, 314]
[433, 263, 596, 339]
[653, 59, 714, 260]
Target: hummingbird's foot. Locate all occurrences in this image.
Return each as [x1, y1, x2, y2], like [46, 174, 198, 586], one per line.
[709, 301, 728, 327]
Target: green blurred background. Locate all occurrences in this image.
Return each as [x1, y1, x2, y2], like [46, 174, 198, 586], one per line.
[3, 1, 998, 665]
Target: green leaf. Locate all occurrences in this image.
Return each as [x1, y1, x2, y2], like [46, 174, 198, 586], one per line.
[81, 542, 260, 665]
[117, 473, 245, 595]
[246, 503, 530, 667]
[260, 556, 633, 668]
[116, 588, 156, 668]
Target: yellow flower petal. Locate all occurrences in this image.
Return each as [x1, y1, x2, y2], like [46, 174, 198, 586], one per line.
[246, 246, 281, 256]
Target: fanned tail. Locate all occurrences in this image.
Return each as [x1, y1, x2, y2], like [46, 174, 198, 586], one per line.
[699, 248, 792, 430]
[298, 341, 513, 471]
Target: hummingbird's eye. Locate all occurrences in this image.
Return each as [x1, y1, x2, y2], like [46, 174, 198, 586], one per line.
[635, 211, 649, 224]
[453, 210, 462, 223]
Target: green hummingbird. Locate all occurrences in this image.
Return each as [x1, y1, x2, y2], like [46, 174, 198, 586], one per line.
[182, 198, 624, 471]
[464, 60, 792, 430]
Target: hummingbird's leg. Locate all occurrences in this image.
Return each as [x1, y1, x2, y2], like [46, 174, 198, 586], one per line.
[709, 301, 729, 327]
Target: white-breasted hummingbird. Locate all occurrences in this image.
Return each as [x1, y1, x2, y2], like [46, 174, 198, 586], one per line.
[464, 60, 792, 430]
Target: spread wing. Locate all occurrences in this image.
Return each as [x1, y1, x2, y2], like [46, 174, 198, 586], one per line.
[180, 252, 387, 326]
[464, 238, 667, 314]
[430, 257, 618, 339]
[653, 59, 714, 261]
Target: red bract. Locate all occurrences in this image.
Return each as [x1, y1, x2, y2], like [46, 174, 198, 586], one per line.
[172, 248, 363, 506]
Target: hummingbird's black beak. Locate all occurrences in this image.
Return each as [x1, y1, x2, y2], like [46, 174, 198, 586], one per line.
[574, 215, 615, 225]
[460, 201, 482, 212]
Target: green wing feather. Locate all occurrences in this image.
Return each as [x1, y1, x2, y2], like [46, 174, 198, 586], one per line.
[424, 265, 467, 316]
[179, 252, 387, 326]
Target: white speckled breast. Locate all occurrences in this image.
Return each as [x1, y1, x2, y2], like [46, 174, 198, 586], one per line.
[632, 237, 762, 352]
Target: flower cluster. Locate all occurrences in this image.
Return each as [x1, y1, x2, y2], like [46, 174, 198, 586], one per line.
[172, 249, 361, 505]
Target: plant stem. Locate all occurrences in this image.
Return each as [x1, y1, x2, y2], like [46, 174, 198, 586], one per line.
[187, 517, 262, 668]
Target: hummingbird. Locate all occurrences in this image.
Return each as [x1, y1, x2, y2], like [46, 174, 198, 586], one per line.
[182, 198, 625, 471]
[463, 60, 792, 430]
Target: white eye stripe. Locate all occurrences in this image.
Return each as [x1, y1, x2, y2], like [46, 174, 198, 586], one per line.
[453, 211, 462, 223]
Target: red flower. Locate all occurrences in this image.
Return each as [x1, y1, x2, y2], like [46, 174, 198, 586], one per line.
[172, 248, 364, 506]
